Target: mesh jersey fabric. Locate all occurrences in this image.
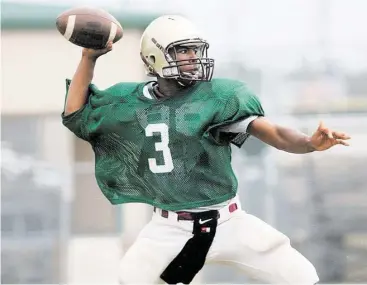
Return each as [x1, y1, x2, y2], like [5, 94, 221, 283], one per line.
[61, 78, 265, 211]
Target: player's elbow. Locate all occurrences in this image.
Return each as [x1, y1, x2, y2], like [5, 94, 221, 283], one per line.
[248, 118, 287, 151]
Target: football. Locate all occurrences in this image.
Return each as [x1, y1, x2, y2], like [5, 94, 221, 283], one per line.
[56, 7, 123, 49]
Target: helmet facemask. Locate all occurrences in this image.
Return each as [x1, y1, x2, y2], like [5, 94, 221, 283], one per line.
[162, 39, 214, 82]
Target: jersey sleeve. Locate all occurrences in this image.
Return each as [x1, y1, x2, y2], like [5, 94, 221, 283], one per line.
[204, 82, 265, 147]
[61, 79, 91, 140]
[61, 79, 113, 141]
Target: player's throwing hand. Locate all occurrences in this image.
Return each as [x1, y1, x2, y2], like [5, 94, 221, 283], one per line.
[82, 41, 113, 60]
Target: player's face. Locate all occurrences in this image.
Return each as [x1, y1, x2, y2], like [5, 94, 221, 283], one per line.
[173, 45, 201, 73]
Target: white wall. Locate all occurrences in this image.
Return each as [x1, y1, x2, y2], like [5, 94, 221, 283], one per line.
[2, 29, 146, 115]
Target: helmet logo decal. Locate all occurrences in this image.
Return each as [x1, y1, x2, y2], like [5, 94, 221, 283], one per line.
[151, 38, 164, 52]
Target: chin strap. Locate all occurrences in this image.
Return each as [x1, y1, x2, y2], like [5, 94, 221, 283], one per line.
[177, 79, 196, 87]
[177, 72, 200, 87]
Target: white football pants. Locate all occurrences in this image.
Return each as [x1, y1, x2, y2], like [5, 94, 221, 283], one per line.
[118, 199, 319, 284]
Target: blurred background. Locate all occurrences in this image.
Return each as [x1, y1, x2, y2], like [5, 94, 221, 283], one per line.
[1, 0, 367, 283]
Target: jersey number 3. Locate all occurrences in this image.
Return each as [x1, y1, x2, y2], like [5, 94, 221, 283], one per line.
[145, 123, 174, 173]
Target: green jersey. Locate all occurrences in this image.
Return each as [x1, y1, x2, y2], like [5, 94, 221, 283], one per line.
[62, 78, 264, 211]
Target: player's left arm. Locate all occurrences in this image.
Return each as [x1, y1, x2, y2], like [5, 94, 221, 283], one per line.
[247, 117, 351, 154]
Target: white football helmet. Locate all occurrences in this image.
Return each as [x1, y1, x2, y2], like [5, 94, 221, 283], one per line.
[140, 15, 214, 82]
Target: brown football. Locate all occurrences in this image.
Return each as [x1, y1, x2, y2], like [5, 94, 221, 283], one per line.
[56, 7, 123, 49]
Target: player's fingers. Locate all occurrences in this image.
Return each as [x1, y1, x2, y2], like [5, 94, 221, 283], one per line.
[101, 41, 113, 53]
[106, 42, 113, 51]
[335, 133, 351, 140]
[317, 121, 332, 138]
[333, 131, 351, 140]
[321, 128, 333, 139]
[337, 139, 350, 146]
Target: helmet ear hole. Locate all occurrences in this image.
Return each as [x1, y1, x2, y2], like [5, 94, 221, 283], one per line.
[149, 55, 156, 64]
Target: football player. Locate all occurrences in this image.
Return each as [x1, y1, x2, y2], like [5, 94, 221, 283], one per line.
[62, 15, 350, 284]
